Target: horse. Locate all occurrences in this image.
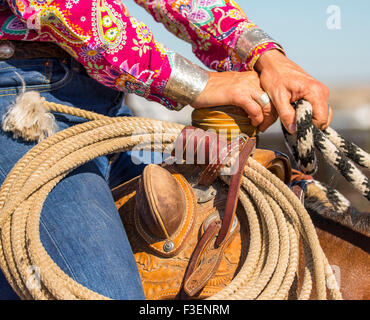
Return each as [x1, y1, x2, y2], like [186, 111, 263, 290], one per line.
[295, 195, 370, 300]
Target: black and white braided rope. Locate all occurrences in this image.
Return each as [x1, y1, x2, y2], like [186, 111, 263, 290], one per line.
[323, 127, 370, 169]
[303, 180, 370, 237]
[283, 100, 370, 201]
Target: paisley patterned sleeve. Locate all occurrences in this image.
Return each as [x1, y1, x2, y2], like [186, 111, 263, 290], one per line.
[133, 0, 284, 71]
[2, 0, 187, 110]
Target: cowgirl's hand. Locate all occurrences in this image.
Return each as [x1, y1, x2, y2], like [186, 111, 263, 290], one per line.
[255, 50, 333, 133]
[192, 70, 275, 128]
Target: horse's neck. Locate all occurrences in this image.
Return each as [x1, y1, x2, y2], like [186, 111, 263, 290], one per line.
[310, 210, 369, 253]
[296, 211, 370, 300]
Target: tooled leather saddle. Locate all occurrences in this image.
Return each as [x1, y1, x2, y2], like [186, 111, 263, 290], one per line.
[111, 111, 292, 300]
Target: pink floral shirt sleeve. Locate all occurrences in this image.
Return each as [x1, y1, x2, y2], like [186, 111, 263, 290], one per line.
[133, 0, 281, 72]
[0, 0, 281, 110]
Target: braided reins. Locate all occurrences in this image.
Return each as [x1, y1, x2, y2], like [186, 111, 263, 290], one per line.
[284, 100, 370, 201]
[283, 100, 370, 236]
[1, 96, 365, 300]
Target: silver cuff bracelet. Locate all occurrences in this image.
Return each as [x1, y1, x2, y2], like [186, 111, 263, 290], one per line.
[164, 53, 209, 108]
[235, 27, 282, 61]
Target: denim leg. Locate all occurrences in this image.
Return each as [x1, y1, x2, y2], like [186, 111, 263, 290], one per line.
[40, 162, 145, 300]
[107, 151, 147, 189]
[0, 269, 19, 299]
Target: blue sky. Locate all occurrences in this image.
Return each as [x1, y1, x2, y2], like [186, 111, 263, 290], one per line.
[123, 0, 370, 86]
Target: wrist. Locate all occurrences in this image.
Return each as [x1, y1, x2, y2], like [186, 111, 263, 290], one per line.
[235, 27, 284, 71]
[192, 71, 222, 108]
[254, 49, 286, 73]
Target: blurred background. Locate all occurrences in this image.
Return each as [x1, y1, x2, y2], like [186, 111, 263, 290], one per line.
[123, 0, 370, 210]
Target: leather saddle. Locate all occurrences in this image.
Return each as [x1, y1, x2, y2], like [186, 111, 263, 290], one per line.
[111, 126, 291, 300]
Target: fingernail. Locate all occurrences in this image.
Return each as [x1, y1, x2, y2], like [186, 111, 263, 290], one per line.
[288, 123, 297, 133]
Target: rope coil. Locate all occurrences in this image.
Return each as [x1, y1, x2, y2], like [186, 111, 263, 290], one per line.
[0, 97, 345, 299]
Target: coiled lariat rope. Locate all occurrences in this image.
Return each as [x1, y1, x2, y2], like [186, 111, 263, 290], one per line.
[0, 95, 353, 300]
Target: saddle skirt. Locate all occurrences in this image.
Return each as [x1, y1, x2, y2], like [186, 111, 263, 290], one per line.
[111, 128, 291, 300]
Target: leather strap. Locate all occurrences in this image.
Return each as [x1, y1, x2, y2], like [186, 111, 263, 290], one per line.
[172, 126, 226, 166]
[172, 126, 250, 186]
[173, 126, 256, 247]
[198, 138, 242, 186]
[0, 40, 69, 60]
[291, 169, 314, 183]
[291, 184, 305, 204]
[290, 169, 312, 205]
[181, 220, 238, 298]
[175, 128, 256, 297]
[216, 137, 256, 247]
[181, 220, 221, 297]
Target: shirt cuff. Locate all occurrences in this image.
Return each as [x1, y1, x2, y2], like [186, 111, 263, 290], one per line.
[235, 27, 285, 71]
[163, 53, 209, 111]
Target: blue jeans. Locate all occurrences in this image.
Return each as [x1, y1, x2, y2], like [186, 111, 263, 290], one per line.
[0, 57, 146, 300]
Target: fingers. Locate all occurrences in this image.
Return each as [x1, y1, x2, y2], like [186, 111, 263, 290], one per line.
[267, 89, 297, 133]
[192, 71, 266, 128]
[257, 103, 278, 132]
[303, 82, 330, 130]
[310, 99, 329, 130]
[240, 99, 264, 127]
[251, 91, 278, 132]
[322, 106, 333, 130]
[264, 85, 330, 133]
[232, 90, 264, 127]
[256, 53, 333, 134]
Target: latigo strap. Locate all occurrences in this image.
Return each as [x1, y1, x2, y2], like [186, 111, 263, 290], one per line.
[171, 126, 256, 297]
